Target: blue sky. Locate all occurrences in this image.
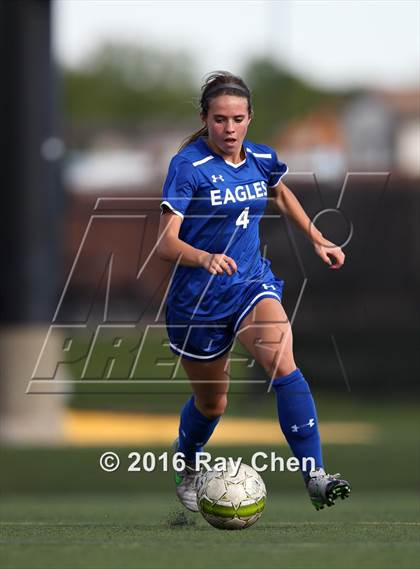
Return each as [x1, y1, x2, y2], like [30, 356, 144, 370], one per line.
[54, 0, 420, 89]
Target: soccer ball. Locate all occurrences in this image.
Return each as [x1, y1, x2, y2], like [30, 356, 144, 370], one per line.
[196, 462, 267, 530]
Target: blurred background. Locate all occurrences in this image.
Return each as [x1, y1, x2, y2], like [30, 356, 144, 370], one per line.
[0, 0, 419, 507]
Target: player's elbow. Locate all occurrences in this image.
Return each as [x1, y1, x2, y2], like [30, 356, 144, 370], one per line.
[156, 237, 174, 262]
[156, 241, 169, 261]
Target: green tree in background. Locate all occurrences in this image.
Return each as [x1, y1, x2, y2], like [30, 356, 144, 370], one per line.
[244, 58, 344, 141]
[62, 43, 349, 141]
[62, 42, 197, 123]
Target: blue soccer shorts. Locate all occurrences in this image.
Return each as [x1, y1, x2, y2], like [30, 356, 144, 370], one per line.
[166, 274, 284, 362]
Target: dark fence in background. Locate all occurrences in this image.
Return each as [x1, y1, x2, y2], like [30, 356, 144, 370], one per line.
[59, 178, 419, 396]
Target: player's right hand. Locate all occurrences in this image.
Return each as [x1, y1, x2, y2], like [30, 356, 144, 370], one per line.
[201, 253, 238, 276]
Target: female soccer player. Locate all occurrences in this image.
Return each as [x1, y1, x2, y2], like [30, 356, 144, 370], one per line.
[157, 71, 351, 512]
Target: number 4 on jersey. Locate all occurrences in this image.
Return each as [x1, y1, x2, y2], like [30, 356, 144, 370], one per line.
[236, 207, 250, 229]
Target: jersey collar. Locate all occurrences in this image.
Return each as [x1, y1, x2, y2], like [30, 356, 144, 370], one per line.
[198, 137, 247, 169]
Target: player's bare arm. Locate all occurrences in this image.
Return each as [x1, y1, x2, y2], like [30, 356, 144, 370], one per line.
[271, 180, 345, 270]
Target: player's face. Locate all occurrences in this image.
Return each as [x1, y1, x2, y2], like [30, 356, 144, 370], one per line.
[203, 95, 251, 160]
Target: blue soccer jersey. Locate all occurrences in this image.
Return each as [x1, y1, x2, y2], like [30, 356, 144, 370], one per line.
[160, 137, 288, 319]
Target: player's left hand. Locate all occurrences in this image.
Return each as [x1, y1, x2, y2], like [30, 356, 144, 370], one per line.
[313, 238, 345, 269]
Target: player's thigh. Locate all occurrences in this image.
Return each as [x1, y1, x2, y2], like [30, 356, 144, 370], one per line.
[181, 354, 230, 416]
[236, 298, 296, 378]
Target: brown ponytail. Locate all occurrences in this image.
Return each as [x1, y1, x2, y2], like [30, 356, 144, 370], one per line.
[179, 71, 252, 151]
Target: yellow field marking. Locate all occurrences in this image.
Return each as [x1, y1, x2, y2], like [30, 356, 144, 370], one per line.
[63, 410, 378, 446]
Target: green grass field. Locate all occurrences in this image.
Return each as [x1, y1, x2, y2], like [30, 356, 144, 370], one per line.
[1, 492, 419, 569]
[1, 397, 419, 568]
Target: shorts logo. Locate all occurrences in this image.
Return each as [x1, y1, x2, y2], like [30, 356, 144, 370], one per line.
[262, 283, 276, 291]
[212, 174, 225, 183]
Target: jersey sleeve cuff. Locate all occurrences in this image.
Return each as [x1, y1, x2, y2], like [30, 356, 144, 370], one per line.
[268, 165, 289, 188]
[160, 200, 184, 220]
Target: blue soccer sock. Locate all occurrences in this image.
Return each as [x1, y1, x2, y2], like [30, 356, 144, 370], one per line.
[272, 368, 323, 481]
[178, 396, 221, 463]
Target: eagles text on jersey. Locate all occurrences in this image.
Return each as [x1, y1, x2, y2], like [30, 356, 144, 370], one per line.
[160, 137, 288, 319]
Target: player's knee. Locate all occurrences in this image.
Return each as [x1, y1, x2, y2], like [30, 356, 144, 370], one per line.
[263, 353, 296, 380]
[196, 394, 227, 419]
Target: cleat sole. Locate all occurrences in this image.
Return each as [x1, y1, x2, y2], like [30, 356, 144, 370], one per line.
[309, 474, 351, 511]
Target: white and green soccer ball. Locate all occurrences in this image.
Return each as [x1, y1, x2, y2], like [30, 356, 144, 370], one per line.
[196, 463, 267, 530]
